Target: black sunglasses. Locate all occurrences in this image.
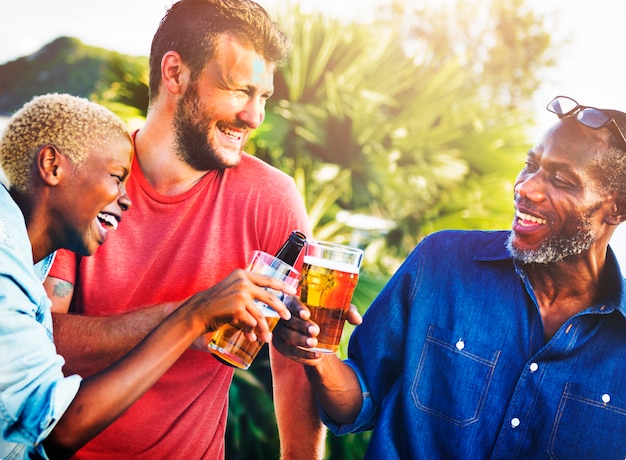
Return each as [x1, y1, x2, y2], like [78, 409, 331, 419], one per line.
[546, 95, 626, 152]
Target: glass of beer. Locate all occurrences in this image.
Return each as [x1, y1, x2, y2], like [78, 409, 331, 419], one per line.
[299, 241, 363, 353]
[208, 251, 300, 370]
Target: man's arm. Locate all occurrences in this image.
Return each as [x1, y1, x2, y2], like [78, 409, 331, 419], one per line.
[272, 337, 364, 426]
[44, 301, 202, 458]
[270, 347, 364, 460]
[270, 347, 326, 460]
[301, 354, 364, 424]
[270, 300, 365, 459]
[45, 277, 175, 376]
[41, 269, 296, 458]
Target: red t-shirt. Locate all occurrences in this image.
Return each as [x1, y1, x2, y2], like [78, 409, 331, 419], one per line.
[49, 153, 311, 459]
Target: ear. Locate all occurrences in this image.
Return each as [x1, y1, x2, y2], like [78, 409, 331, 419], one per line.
[161, 51, 187, 95]
[606, 192, 626, 225]
[36, 145, 63, 186]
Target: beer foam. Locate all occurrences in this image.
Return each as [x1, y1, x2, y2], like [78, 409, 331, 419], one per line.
[303, 255, 360, 274]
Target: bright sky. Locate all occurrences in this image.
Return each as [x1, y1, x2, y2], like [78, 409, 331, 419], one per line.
[0, 0, 625, 263]
[524, 0, 626, 134]
[1, 0, 624, 116]
[0, 0, 364, 63]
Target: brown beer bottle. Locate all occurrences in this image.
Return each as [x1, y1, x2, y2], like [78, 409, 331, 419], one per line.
[274, 230, 307, 266]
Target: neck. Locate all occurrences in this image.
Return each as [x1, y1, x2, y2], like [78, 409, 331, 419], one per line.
[524, 248, 608, 339]
[135, 116, 210, 196]
[10, 188, 52, 264]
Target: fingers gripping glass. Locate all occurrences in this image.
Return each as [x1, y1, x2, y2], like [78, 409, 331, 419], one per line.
[547, 96, 626, 152]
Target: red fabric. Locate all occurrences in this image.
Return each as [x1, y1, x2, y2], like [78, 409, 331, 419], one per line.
[50, 152, 311, 459]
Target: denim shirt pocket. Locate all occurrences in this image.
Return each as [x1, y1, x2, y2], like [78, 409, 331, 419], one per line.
[548, 381, 626, 459]
[411, 324, 501, 427]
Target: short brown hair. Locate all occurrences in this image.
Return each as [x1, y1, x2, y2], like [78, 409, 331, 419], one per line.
[148, 0, 291, 102]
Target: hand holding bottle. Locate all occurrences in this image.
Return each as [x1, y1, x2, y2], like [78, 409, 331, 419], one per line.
[208, 231, 306, 369]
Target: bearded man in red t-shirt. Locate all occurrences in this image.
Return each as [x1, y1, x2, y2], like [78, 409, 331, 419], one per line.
[45, 0, 326, 458]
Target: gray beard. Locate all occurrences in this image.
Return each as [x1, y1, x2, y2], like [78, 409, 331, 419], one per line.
[506, 228, 595, 264]
[507, 194, 602, 265]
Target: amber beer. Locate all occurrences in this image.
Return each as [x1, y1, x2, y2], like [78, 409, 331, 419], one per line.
[299, 241, 363, 353]
[209, 250, 300, 369]
[209, 307, 280, 369]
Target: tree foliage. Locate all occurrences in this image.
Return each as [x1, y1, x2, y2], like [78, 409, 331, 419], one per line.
[250, 0, 554, 275]
[382, 0, 557, 109]
[0, 36, 148, 121]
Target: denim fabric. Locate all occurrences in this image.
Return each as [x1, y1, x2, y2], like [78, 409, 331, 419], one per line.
[0, 186, 81, 459]
[322, 230, 626, 459]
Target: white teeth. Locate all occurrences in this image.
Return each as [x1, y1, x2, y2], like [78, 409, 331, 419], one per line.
[516, 210, 547, 225]
[97, 212, 118, 230]
[220, 126, 242, 141]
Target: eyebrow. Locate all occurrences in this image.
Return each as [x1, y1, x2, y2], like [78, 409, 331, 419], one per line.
[526, 149, 580, 176]
[115, 165, 130, 180]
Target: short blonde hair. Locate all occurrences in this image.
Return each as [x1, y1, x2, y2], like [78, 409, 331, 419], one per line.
[0, 93, 131, 192]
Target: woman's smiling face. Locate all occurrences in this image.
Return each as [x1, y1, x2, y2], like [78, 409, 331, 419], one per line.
[57, 135, 134, 256]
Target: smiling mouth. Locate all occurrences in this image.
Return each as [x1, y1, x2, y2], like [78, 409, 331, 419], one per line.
[97, 212, 119, 230]
[516, 210, 547, 226]
[217, 123, 243, 142]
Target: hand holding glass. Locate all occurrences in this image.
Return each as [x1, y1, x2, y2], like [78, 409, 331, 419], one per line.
[209, 251, 300, 369]
[299, 241, 363, 353]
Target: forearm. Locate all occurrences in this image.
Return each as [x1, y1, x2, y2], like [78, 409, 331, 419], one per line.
[41, 269, 297, 458]
[52, 304, 174, 376]
[303, 354, 364, 425]
[44, 305, 203, 458]
[270, 347, 326, 460]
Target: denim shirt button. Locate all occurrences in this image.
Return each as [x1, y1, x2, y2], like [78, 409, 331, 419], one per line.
[511, 418, 521, 428]
[455, 339, 465, 351]
[602, 394, 611, 404]
[529, 362, 539, 372]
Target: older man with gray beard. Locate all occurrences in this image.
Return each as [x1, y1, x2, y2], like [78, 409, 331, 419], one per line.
[272, 95, 626, 459]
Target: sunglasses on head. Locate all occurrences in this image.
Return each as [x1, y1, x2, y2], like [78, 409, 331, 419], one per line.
[546, 96, 626, 152]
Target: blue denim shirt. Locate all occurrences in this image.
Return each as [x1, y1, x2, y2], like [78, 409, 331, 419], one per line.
[0, 186, 81, 459]
[322, 230, 626, 459]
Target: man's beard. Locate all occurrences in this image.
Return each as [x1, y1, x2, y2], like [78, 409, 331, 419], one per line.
[173, 84, 240, 171]
[507, 201, 601, 265]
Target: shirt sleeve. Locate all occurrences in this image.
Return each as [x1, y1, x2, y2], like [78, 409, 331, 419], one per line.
[317, 358, 378, 435]
[317, 244, 421, 434]
[0, 246, 81, 450]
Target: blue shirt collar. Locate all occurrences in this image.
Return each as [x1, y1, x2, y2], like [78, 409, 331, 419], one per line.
[471, 230, 626, 318]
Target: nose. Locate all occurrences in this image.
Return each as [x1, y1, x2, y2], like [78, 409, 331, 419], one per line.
[515, 173, 546, 203]
[237, 98, 265, 130]
[118, 186, 132, 212]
